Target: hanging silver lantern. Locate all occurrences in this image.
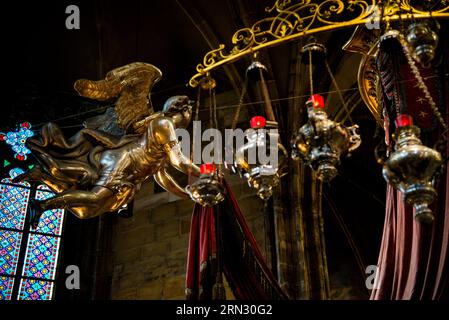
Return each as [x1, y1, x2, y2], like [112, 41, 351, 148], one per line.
[383, 114, 442, 223]
[235, 116, 287, 200]
[186, 164, 225, 207]
[406, 21, 439, 67]
[291, 94, 361, 181]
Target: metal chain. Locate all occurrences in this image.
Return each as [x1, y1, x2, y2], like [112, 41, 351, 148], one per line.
[189, 86, 203, 185]
[399, 36, 447, 130]
[309, 49, 314, 95]
[212, 88, 222, 175]
[213, 89, 218, 129]
[325, 60, 354, 125]
[209, 87, 213, 129]
[195, 86, 201, 123]
[392, 87, 401, 116]
[231, 78, 248, 130]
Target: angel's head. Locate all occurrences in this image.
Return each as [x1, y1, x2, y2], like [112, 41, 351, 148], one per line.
[162, 95, 193, 128]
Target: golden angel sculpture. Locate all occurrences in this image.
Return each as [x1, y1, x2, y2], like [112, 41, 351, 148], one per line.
[14, 62, 200, 227]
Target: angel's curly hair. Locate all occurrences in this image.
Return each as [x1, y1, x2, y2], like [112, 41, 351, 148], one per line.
[162, 95, 191, 114]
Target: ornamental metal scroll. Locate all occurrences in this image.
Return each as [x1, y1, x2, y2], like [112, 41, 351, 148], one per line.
[342, 26, 382, 125]
[189, 0, 449, 88]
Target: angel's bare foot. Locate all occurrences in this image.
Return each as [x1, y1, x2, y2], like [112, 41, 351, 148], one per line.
[11, 166, 41, 183]
[11, 172, 31, 183]
[29, 198, 44, 229]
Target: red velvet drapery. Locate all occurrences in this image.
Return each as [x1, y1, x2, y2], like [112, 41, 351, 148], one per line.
[185, 179, 287, 300]
[372, 181, 449, 299]
[185, 204, 216, 300]
[371, 34, 449, 300]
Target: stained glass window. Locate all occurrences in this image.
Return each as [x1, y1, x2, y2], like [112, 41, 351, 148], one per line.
[0, 276, 14, 300]
[0, 123, 34, 161]
[0, 169, 30, 230]
[18, 278, 54, 300]
[0, 230, 22, 275]
[34, 185, 64, 236]
[0, 168, 65, 300]
[22, 234, 60, 280]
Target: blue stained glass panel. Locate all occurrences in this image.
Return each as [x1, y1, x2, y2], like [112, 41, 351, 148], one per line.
[8, 168, 26, 180]
[0, 168, 63, 301]
[22, 234, 60, 280]
[0, 230, 22, 275]
[0, 276, 14, 300]
[33, 185, 64, 235]
[0, 123, 34, 161]
[0, 177, 30, 230]
[18, 278, 53, 300]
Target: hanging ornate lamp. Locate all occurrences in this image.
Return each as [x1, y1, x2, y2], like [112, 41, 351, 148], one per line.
[383, 114, 442, 223]
[377, 27, 447, 223]
[232, 58, 288, 200]
[235, 115, 287, 200]
[291, 42, 361, 181]
[186, 163, 225, 207]
[185, 74, 226, 207]
[291, 94, 361, 181]
[405, 21, 439, 67]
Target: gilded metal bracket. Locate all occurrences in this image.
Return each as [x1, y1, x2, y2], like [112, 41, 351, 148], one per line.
[342, 26, 381, 125]
[189, 0, 449, 88]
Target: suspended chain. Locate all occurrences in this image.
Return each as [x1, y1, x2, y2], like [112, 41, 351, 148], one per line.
[309, 49, 314, 96]
[399, 36, 447, 130]
[325, 60, 354, 125]
[231, 78, 248, 130]
[258, 67, 277, 122]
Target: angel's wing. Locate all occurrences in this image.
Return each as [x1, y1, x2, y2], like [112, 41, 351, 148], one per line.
[83, 107, 125, 136]
[74, 62, 162, 133]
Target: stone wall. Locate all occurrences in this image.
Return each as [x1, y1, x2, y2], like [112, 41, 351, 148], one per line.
[110, 175, 269, 300]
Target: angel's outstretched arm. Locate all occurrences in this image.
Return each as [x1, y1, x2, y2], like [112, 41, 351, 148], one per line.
[164, 143, 200, 177]
[153, 168, 188, 198]
[152, 118, 200, 177]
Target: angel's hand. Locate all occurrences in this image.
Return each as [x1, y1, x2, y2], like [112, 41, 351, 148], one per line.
[153, 169, 188, 198]
[164, 143, 200, 177]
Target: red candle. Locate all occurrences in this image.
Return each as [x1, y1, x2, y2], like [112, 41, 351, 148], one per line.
[250, 116, 266, 129]
[308, 94, 325, 109]
[200, 163, 216, 175]
[395, 114, 413, 128]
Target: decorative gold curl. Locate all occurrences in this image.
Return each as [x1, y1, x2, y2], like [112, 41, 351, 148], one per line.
[189, 0, 449, 87]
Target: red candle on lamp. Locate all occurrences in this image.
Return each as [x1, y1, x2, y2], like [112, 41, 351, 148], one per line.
[307, 94, 325, 109]
[200, 163, 216, 175]
[395, 114, 413, 128]
[250, 116, 266, 129]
